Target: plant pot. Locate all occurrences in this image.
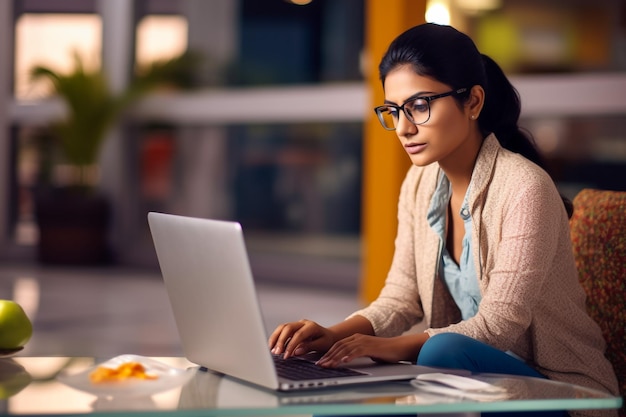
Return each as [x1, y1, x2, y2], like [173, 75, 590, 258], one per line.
[34, 188, 111, 265]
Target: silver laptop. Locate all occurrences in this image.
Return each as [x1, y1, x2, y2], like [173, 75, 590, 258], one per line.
[148, 212, 449, 392]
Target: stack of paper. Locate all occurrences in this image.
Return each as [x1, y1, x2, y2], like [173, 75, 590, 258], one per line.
[409, 373, 509, 402]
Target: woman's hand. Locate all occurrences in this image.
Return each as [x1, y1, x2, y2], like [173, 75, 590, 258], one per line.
[268, 319, 337, 359]
[316, 333, 429, 368]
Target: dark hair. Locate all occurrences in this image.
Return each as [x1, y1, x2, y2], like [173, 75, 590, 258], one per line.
[379, 23, 572, 217]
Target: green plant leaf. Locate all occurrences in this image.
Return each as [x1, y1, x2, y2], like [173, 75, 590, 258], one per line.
[30, 51, 199, 188]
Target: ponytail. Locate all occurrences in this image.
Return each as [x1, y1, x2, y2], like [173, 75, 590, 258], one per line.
[480, 54, 573, 217]
[479, 55, 545, 168]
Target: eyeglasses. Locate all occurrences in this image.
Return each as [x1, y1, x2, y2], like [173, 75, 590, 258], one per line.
[373, 88, 468, 131]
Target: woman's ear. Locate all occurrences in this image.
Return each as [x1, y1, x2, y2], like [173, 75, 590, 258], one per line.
[467, 85, 485, 119]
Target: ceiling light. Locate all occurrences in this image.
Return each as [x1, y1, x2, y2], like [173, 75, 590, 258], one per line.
[426, 1, 451, 25]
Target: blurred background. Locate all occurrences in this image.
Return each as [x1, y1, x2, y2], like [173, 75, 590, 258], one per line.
[1, 0, 625, 298]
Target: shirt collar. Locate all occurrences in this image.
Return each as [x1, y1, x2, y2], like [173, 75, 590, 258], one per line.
[467, 133, 501, 211]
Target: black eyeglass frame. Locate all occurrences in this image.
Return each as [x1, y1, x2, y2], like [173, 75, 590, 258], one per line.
[373, 87, 469, 131]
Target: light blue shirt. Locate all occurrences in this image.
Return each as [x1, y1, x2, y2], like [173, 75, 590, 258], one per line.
[426, 172, 482, 320]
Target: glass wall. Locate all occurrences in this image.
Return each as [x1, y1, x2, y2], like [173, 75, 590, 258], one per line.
[233, 0, 363, 85]
[127, 120, 363, 289]
[8, 0, 367, 290]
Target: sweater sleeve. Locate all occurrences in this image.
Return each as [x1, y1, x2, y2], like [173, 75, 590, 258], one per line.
[348, 167, 426, 337]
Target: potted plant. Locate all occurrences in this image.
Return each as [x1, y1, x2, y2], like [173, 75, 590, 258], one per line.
[30, 51, 198, 264]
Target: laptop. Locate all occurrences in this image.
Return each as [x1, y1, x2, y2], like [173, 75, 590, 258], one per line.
[147, 212, 452, 392]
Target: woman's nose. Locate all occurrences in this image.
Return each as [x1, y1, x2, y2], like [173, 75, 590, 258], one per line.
[395, 112, 417, 136]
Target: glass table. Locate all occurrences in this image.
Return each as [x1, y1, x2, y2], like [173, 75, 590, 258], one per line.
[0, 357, 622, 416]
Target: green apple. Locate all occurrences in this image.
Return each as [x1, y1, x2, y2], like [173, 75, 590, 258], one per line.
[0, 300, 33, 350]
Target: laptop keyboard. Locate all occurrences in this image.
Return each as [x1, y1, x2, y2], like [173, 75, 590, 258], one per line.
[273, 354, 366, 380]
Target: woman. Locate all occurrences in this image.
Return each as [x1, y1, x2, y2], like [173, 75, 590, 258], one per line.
[268, 23, 618, 415]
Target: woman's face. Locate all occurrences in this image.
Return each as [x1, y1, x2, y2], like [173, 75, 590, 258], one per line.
[382, 65, 481, 168]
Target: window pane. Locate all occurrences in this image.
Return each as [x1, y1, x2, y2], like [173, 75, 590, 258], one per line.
[14, 13, 102, 99]
[136, 15, 188, 67]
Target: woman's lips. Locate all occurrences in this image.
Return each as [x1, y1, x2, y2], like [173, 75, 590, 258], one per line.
[405, 142, 427, 155]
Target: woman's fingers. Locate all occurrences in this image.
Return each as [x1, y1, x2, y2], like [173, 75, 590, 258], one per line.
[268, 320, 322, 357]
[269, 321, 302, 354]
[317, 334, 388, 367]
[282, 320, 320, 358]
[316, 335, 357, 367]
[268, 324, 285, 350]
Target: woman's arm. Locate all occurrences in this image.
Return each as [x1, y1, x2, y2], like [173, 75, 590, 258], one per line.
[348, 166, 429, 336]
[316, 331, 430, 367]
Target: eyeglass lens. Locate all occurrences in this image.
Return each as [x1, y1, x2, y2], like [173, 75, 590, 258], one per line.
[378, 97, 430, 129]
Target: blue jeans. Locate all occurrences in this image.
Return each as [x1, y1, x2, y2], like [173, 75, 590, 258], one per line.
[417, 333, 567, 417]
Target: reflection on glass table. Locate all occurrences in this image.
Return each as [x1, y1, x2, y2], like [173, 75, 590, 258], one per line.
[0, 357, 621, 416]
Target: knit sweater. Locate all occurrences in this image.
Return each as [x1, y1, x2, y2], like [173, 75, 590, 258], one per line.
[351, 134, 619, 399]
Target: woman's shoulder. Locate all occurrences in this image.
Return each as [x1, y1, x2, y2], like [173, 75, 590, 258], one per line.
[471, 134, 553, 196]
[477, 135, 563, 210]
[488, 147, 566, 217]
[491, 141, 554, 189]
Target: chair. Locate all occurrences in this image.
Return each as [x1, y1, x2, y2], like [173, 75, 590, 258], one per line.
[570, 188, 626, 416]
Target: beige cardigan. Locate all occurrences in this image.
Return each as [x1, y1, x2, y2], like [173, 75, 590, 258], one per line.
[352, 134, 619, 397]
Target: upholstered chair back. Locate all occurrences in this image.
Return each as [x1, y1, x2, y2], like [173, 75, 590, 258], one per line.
[570, 188, 626, 416]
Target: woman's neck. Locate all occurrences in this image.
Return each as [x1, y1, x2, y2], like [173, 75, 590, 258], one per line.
[438, 132, 483, 197]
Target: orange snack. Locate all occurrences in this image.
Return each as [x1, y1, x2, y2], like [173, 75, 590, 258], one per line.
[89, 361, 158, 384]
